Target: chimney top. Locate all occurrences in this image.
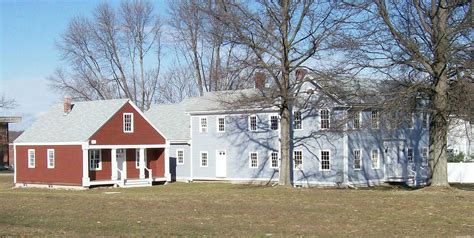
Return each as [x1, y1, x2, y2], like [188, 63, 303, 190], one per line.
[64, 96, 72, 114]
[254, 72, 266, 89]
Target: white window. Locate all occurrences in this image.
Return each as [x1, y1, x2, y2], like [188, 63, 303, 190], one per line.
[270, 152, 279, 168]
[320, 109, 330, 129]
[135, 149, 140, 168]
[320, 150, 330, 171]
[422, 112, 429, 129]
[421, 147, 428, 166]
[217, 116, 225, 132]
[371, 149, 379, 169]
[47, 149, 55, 169]
[353, 149, 361, 170]
[177, 149, 184, 165]
[294, 150, 303, 169]
[249, 115, 257, 131]
[293, 111, 302, 130]
[371, 111, 379, 129]
[28, 149, 35, 168]
[123, 113, 134, 133]
[200, 152, 208, 167]
[199, 117, 208, 133]
[89, 149, 102, 170]
[353, 112, 361, 129]
[269, 115, 278, 130]
[407, 147, 414, 163]
[250, 152, 258, 168]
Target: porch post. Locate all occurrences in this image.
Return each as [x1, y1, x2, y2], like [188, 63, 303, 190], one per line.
[111, 149, 117, 180]
[139, 148, 145, 179]
[82, 149, 90, 187]
[164, 147, 171, 182]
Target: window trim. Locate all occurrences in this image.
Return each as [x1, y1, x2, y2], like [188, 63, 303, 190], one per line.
[216, 116, 225, 133]
[28, 149, 35, 168]
[199, 116, 208, 133]
[176, 149, 184, 165]
[293, 111, 303, 130]
[422, 112, 429, 129]
[320, 109, 330, 130]
[294, 150, 303, 169]
[47, 149, 55, 169]
[200, 151, 208, 167]
[371, 110, 379, 129]
[353, 111, 361, 129]
[270, 151, 279, 168]
[320, 150, 331, 171]
[269, 114, 279, 131]
[249, 152, 258, 168]
[371, 149, 380, 169]
[353, 149, 362, 170]
[123, 113, 134, 133]
[248, 115, 257, 131]
[421, 147, 429, 166]
[407, 147, 414, 163]
[135, 149, 141, 169]
[89, 149, 102, 171]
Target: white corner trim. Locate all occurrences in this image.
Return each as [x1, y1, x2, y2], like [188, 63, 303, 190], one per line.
[13, 144, 17, 184]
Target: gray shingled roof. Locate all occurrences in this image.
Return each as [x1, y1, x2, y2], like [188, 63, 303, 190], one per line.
[145, 99, 191, 141]
[15, 99, 129, 143]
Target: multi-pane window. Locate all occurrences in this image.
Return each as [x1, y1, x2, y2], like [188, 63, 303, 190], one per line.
[353, 149, 361, 170]
[407, 148, 414, 163]
[371, 149, 379, 169]
[320, 109, 330, 129]
[320, 150, 330, 171]
[250, 152, 258, 168]
[293, 111, 302, 130]
[200, 152, 208, 167]
[217, 116, 225, 132]
[422, 112, 429, 128]
[89, 149, 102, 170]
[294, 150, 303, 169]
[200, 117, 208, 133]
[123, 113, 134, 133]
[421, 147, 429, 166]
[353, 112, 361, 129]
[371, 111, 379, 129]
[177, 149, 184, 165]
[249, 115, 257, 131]
[270, 152, 279, 168]
[28, 149, 35, 168]
[47, 149, 55, 169]
[270, 115, 279, 130]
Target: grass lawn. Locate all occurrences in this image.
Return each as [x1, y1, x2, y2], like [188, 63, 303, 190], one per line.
[0, 174, 473, 237]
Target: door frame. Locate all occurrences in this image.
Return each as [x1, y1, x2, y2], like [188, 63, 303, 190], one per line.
[215, 150, 227, 178]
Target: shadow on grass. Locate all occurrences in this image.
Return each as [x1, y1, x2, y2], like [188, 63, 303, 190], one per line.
[450, 183, 474, 191]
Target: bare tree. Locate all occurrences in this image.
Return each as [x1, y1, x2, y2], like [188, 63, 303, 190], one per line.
[344, 0, 472, 186]
[49, 0, 162, 111]
[0, 95, 17, 110]
[157, 64, 199, 103]
[208, 0, 354, 186]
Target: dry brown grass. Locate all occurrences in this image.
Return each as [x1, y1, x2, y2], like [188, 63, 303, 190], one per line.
[0, 174, 473, 237]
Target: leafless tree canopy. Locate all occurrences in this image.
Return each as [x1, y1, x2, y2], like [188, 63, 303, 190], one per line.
[49, 1, 163, 110]
[0, 95, 17, 110]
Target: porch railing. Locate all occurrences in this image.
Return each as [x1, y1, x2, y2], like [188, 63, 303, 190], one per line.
[144, 167, 153, 183]
[117, 168, 125, 187]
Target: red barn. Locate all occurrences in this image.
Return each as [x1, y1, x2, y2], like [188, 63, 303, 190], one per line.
[14, 98, 169, 188]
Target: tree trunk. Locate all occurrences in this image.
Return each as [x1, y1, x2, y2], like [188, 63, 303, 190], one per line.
[279, 103, 292, 186]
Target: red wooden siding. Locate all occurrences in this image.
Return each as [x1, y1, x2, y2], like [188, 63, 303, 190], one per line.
[147, 148, 165, 177]
[126, 149, 140, 179]
[15, 145, 83, 186]
[89, 102, 166, 145]
[89, 149, 111, 181]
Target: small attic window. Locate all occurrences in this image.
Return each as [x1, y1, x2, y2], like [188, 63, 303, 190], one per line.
[123, 113, 134, 133]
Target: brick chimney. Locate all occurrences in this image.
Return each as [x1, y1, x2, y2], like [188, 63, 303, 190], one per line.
[254, 72, 266, 89]
[63, 96, 72, 114]
[295, 68, 308, 80]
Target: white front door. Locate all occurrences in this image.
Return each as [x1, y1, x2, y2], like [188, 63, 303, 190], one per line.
[116, 149, 127, 180]
[216, 150, 227, 178]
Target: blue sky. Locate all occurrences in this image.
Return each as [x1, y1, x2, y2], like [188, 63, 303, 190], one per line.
[0, 0, 168, 130]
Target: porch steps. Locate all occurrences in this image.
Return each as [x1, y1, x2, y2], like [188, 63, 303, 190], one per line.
[122, 179, 152, 188]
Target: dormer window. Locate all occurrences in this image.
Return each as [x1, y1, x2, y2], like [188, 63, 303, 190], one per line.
[123, 113, 134, 133]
